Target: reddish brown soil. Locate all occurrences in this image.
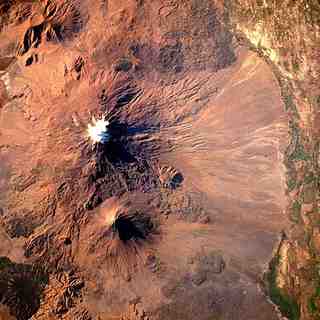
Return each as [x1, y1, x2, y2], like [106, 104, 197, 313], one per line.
[0, 1, 289, 319]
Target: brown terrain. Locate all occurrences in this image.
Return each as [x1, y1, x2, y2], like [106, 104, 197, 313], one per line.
[0, 1, 319, 320]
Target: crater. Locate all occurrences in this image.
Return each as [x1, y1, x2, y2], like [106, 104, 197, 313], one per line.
[111, 210, 153, 243]
[0, 258, 48, 320]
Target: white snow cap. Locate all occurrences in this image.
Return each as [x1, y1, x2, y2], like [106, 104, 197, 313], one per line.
[87, 116, 110, 144]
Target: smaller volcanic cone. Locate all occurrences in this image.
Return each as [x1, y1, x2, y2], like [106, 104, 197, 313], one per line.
[81, 196, 159, 275]
[102, 198, 155, 264]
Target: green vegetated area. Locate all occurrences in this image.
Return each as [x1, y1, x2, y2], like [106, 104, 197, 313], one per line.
[227, 0, 320, 319]
[265, 251, 300, 320]
[308, 285, 320, 318]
